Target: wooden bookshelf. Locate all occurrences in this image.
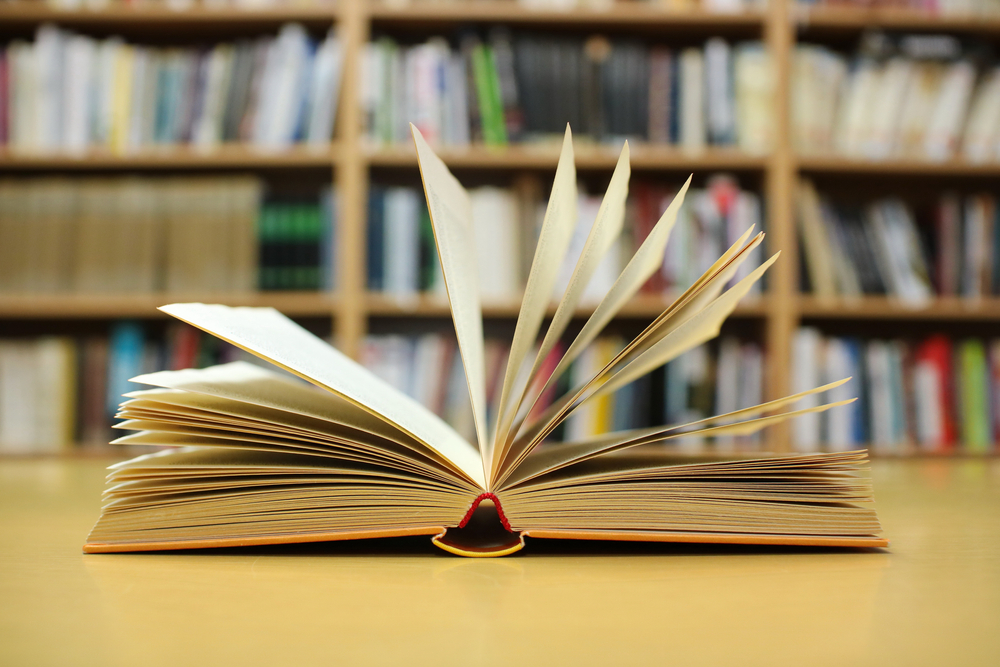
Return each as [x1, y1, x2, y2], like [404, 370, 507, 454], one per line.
[365, 293, 768, 319]
[796, 6, 1000, 34]
[796, 155, 1000, 177]
[0, 145, 342, 170]
[367, 144, 767, 171]
[4, 0, 997, 455]
[798, 296, 1000, 321]
[369, 2, 764, 31]
[0, 3, 339, 27]
[0, 292, 338, 319]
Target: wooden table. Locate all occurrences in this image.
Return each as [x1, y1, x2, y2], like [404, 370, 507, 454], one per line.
[1, 457, 997, 666]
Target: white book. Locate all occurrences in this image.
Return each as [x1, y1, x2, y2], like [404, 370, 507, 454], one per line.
[63, 35, 95, 154]
[126, 48, 149, 151]
[8, 41, 37, 152]
[865, 340, 894, 453]
[412, 334, 449, 415]
[444, 53, 470, 147]
[822, 338, 857, 451]
[254, 24, 310, 149]
[408, 40, 447, 146]
[913, 357, 944, 450]
[962, 67, 1000, 162]
[734, 43, 773, 155]
[792, 327, 822, 452]
[383, 187, 420, 301]
[714, 337, 741, 448]
[835, 59, 879, 157]
[32, 337, 75, 453]
[865, 57, 913, 159]
[0, 343, 37, 452]
[739, 342, 764, 447]
[471, 187, 520, 302]
[679, 48, 706, 154]
[924, 60, 976, 161]
[305, 28, 343, 147]
[35, 25, 66, 152]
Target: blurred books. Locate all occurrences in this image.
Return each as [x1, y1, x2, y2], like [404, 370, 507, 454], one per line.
[797, 179, 1000, 302]
[792, 328, 999, 454]
[363, 32, 772, 153]
[794, 33, 1000, 162]
[368, 174, 763, 303]
[0, 23, 342, 154]
[0, 177, 336, 294]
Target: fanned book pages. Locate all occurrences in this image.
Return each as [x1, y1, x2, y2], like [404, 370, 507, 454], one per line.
[85, 126, 887, 557]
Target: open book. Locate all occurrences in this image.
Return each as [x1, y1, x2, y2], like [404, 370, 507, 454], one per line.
[85, 126, 886, 556]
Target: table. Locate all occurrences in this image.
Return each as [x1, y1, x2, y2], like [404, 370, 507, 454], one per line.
[1, 457, 998, 666]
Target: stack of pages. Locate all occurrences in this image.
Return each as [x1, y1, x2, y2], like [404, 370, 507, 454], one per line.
[85, 127, 886, 556]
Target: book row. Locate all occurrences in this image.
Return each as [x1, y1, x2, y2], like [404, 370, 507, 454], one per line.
[794, 34, 1000, 162]
[792, 328, 1000, 454]
[361, 332, 764, 449]
[797, 180, 1000, 302]
[0, 23, 342, 153]
[363, 33, 772, 153]
[0, 177, 335, 294]
[368, 174, 764, 302]
[0, 321, 276, 453]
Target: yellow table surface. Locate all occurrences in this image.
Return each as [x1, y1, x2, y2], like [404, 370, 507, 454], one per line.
[1, 457, 998, 667]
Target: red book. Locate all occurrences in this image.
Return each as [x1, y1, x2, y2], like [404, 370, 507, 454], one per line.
[168, 324, 201, 371]
[916, 335, 957, 450]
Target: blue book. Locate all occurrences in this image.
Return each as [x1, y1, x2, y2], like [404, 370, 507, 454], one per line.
[106, 322, 145, 417]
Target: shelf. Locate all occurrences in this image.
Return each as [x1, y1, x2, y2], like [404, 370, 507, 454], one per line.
[0, 4, 338, 27]
[0, 292, 338, 319]
[796, 155, 1000, 177]
[0, 145, 340, 170]
[798, 296, 1000, 321]
[796, 6, 1000, 34]
[366, 293, 768, 318]
[368, 144, 767, 171]
[369, 2, 764, 31]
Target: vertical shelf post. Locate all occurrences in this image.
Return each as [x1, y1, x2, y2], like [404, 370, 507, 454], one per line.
[764, 0, 797, 450]
[335, 0, 369, 358]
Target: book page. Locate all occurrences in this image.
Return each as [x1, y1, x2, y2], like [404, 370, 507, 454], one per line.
[497, 143, 631, 464]
[158, 303, 486, 490]
[501, 391, 855, 489]
[500, 237, 770, 478]
[513, 177, 692, 437]
[490, 126, 577, 478]
[411, 126, 489, 474]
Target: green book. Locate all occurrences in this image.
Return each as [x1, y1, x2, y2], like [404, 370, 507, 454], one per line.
[959, 339, 991, 452]
[257, 205, 277, 291]
[472, 44, 507, 146]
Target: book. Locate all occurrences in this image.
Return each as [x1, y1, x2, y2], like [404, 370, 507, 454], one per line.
[84, 126, 886, 556]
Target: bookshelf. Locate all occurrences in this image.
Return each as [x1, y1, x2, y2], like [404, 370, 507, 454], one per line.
[2, 0, 999, 455]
